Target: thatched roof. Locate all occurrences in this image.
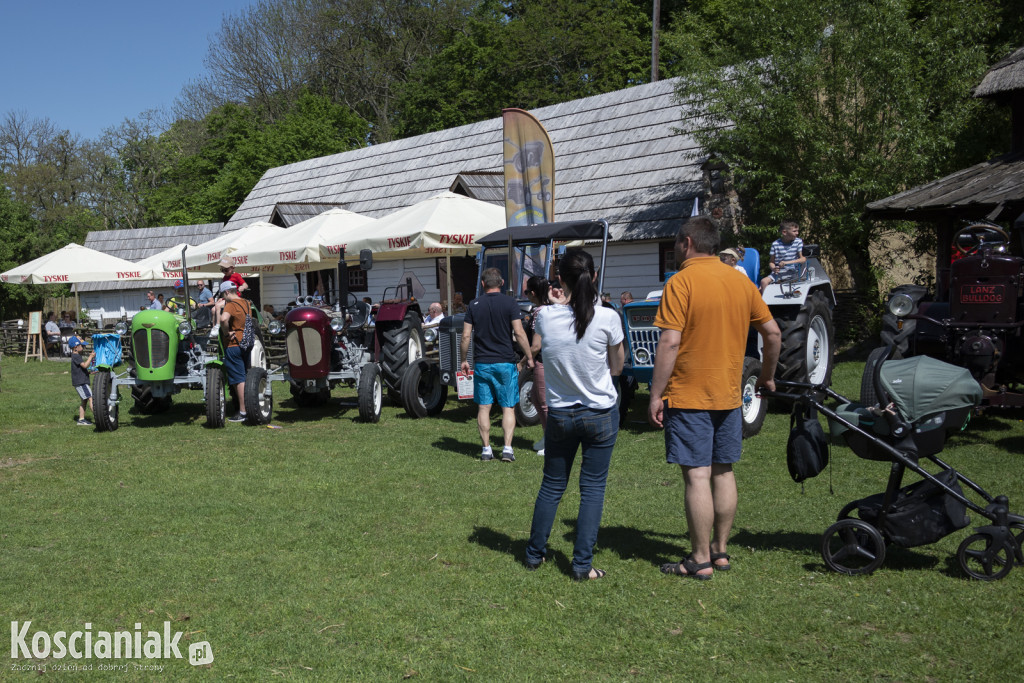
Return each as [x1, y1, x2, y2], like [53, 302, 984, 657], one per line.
[228, 78, 706, 241]
[864, 151, 1024, 222]
[973, 46, 1024, 100]
[78, 223, 224, 292]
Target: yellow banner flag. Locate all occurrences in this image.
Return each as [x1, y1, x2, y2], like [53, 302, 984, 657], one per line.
[502, 108, 555, 226]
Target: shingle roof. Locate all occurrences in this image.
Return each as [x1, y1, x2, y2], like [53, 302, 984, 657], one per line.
[228, 78, 704, 241]
[270, 202, 346, 227]
[79, 223, 224, 292]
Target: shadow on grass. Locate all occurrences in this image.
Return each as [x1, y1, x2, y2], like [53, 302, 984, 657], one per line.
[467, 526, 573, 575]
[432, 434, 537, 458]
[564, 521, 690, 567]
[128, 402, 204, 428]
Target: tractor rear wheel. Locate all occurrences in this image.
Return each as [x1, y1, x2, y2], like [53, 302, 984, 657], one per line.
[378, 310, 424, 393]
[245, 366, 273, 425]
[358, 363, 383, 423]
[777, 291, 833, 385]
[92, 369, 119, 432]
[205, 367, 226, 428]
[740, 356, 767, 438]
[401, 359, 447, 418]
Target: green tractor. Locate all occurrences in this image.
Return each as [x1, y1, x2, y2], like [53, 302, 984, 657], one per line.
[91, 261, 269, 430]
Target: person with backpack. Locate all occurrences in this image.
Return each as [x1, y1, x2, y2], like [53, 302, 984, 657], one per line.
[217, 281, 253, 423]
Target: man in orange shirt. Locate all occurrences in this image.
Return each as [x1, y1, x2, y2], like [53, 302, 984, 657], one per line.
[649, 216, 781, 579]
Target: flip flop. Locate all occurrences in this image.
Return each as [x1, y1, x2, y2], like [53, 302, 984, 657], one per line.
[661, 555, 713, 580]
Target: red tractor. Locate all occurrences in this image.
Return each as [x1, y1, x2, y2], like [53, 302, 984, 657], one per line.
[865, 222, 1024, 408]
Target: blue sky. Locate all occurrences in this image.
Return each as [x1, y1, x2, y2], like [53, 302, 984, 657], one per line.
[1, 0, 255, 141]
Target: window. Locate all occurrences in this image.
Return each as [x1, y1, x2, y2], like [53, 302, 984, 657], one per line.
[348, 268, 367, 292]
[658, 241, 678, 281]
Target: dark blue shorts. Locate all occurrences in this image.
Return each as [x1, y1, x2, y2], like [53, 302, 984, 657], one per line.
[664, 406, 741, 467]
[473, 362, 518, 408]
[224, 346, 250, 386]
[75, 384, 92, 400]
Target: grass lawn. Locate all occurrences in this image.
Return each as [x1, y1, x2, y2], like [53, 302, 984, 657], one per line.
[1, 356, 1022, 680]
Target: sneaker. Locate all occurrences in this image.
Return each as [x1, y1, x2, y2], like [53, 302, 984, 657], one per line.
[228, 413, 247, 423]
[537, 449, 545, 456]
[533, 437, 545, 452]
[501, 447, 515, 463]
[76, 418, 92, 426]
[481, 447, 493, 461]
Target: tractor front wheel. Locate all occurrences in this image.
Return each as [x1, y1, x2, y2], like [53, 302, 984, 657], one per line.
[244, 366, 273, 425]
[92, 369, 119, 431]
[358, 363, 383, 423]
[740, 356, 767, 438]
[205, 367, 226, 428]
[515, 366, 542, 427]
[401, 359, 447, 418]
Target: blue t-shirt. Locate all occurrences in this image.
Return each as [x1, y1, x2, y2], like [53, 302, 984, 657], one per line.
[195, 287, 214, 326]
[464, 292, 522, 364]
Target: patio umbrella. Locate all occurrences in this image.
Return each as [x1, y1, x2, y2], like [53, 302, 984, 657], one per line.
[162, 222, 285, 272]
[1, 243, 161, 284]
[343, 192, 506, 313]
[133, 243, 189, 280]
[343, 192, 505, 261]
[228, 208, 377, 273]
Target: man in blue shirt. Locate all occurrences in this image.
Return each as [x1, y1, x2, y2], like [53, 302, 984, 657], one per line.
[460, 268, 534, 462]
[145, 291, 162, 310]
[194, 280, 214, 328]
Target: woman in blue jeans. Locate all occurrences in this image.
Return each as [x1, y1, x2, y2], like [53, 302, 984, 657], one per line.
[524, 249, 625, 581]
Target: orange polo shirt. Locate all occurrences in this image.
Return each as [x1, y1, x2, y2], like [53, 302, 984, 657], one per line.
[654, 256, 773, 410]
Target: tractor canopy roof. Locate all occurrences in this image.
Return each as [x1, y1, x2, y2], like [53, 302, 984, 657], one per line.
[476, 220, 608, 247]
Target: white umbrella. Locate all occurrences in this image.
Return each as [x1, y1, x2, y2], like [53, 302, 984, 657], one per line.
[1, 243, 160, 284]
[228, 208, 377, 273]
[133, 243, 189, 280]
[162, 222, 285, 272]
[343, 192, 505, 261]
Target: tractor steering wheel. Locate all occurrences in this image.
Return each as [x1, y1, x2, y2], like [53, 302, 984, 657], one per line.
[953, 223, 1010, 256]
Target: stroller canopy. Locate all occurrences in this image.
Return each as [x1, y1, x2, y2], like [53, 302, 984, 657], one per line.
[879, 356, 982, 423]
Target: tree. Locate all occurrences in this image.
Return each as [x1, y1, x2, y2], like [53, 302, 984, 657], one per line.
[665, 0, 1011, 294]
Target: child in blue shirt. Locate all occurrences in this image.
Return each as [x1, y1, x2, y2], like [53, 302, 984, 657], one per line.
[68, 336, 95, 426]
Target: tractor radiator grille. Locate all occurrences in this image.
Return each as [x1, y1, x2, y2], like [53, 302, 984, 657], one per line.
[150, 330, 170, 367]
[132, 330, 149, 367]
[627, 328, 660, 367]
[439, 330, 472, 372]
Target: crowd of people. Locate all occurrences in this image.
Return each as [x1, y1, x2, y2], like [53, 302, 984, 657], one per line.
[61, 216, 790, 582]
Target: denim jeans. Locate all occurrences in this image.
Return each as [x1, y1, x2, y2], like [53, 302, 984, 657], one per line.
[526, 404, 619, 573]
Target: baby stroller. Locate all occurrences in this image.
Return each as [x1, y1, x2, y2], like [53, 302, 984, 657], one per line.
[766, 349, 1023, 580]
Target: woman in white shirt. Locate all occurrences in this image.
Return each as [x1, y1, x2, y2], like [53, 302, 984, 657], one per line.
[523, 249, 624, 581]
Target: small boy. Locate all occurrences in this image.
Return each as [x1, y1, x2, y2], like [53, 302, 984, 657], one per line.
[760, 220, 806, 291]
[68, 336, 95, 426]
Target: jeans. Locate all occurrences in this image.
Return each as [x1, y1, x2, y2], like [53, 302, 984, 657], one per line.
[526, 404, 619, 573]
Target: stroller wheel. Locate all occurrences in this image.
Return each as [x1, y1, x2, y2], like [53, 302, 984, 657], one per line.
[957, 533, 1014, 581]
[821, 519, 886, 575]
[1012, 522, 1024, 567]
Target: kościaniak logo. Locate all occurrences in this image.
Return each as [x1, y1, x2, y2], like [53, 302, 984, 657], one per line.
[11, 621, 213, 667]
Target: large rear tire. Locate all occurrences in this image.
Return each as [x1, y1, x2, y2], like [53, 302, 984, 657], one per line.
[741, 356, 767, 438]
[92, 369, 119, 432]
[244, 366, 273, 425]
[515, 366, 541, 427]
[777, 291, 834, 385]
[400, 359, 447, 418]
[378, 310, 424, 393]
[358, 363, 383, 423]
[205, 367, 226, 428]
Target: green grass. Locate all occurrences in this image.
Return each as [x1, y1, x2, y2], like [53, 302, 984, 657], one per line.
[1, 357, 1022, 680]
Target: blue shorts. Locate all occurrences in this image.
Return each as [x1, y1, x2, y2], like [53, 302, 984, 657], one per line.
[75, 384, 92, 400]
[664, 407, 741, 467]
[224, 346, 250, 386]
[769, 269, 798, 283]
[473, 362, 518, 408]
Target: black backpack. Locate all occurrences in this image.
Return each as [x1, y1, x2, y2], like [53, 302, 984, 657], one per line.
[787, 404, 829, 483]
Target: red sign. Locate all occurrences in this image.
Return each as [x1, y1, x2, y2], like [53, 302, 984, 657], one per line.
[387, 236, 412, 249]
[439, 234, 474, 245]
[280, 251, 297, 261]
[960, 284, 1004, 305]
[116, 271, 141, 279]
[43, 275, 69, 282]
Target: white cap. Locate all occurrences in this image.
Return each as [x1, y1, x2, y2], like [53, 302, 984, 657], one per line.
[218, 281, 237, 294]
